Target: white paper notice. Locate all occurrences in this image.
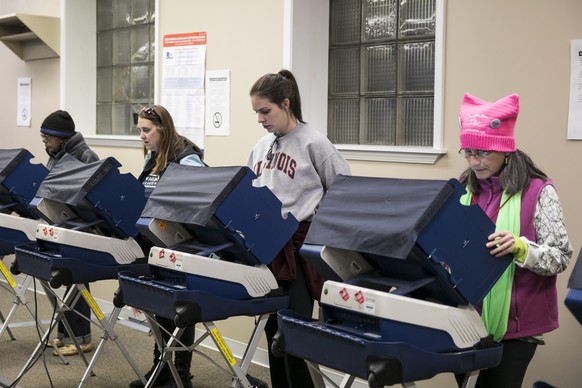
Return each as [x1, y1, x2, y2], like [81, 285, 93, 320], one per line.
[161, 32, 207, 148]
[205, 70, 230, 136]
[567, 40, 582, 139]
[17, 77, 31, 127]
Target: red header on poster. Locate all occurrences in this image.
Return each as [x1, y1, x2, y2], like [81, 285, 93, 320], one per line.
[163, 32, 207, 47]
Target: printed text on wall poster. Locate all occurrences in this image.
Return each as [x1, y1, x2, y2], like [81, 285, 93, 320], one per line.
[161, 32, 207, 148]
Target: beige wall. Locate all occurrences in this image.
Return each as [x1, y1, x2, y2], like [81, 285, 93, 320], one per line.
[1, 0, 581, 386]
[0, 44, 59, 165]
[157, 0, 286, 169]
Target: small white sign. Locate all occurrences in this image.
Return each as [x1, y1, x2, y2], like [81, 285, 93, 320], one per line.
[205, 69, 230, 136]
[567, 40, 582, 139]
[17, 77, 31, 127]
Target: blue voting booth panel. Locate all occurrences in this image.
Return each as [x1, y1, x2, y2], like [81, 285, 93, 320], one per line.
[565, 289, 582, 326]
[82, 163, 146, 239]
[12, 156, 149, 287]
[0, 149, 49, 254]
[0, 229, 32, 254]
[138, 165, 298, 266]
[565, 248, 582, 327]
[212, 168, 297, 265]
[26, 156, 146, 239]
[0, 149, 48, 215]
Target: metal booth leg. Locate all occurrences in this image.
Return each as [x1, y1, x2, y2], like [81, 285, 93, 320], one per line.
[76, 283, 145, 387]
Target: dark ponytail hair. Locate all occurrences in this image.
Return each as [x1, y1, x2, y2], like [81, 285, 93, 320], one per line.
[249, 69, 305, 123]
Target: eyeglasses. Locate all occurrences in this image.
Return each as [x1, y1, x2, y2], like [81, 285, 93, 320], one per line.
[459, 149, 492, 159]
[140, 106, 161, 121]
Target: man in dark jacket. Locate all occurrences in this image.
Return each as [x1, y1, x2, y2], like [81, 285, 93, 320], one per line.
[40, 110, 98, 169]
[40, 110, 99, 356]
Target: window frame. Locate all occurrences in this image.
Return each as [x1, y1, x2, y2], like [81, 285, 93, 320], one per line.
[288, 0, 446, 164]
[96, 0, 156, 138]
[61, 0, 157, 149]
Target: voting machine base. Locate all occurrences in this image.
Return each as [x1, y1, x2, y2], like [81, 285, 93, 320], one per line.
[275, 309, 501, 388]
[115, 165, 298, 388]
[272, 176, 512, 388]
[116, 268, 288, 388]
[117, 269, 289, 324]
[13, 242, 149, 289]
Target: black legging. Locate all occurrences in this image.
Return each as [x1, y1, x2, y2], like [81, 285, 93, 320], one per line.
[265, 256, 316, 388]
[154, 316, 195, 377]
[455, 339, 537, 388]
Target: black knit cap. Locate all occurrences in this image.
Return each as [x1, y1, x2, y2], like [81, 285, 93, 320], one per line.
[40, 110, 76, 138]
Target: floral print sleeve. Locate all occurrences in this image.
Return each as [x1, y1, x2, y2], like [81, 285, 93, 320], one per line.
[518, 185, 572, 275]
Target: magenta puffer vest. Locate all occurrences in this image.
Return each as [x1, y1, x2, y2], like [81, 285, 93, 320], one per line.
[475, 177, 558, 339]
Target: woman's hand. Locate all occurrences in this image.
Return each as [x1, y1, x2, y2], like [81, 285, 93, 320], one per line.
[486, 230, 516, 257]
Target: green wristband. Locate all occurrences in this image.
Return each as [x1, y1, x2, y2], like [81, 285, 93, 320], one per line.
[511, 234, 528, 263]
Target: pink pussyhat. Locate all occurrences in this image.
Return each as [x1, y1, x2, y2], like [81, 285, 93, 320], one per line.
[459, 93, 519, 152]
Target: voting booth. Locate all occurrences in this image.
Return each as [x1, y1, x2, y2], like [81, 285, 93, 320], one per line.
[116, 165, 297, 388]
[273, 175, 512, 388]
[10, 155, 150, 387]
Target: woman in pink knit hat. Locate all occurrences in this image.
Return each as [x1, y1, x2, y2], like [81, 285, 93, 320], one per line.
[456, 93, 572, 387]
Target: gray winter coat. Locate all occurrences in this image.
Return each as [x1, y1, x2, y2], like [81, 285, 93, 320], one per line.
[46, 132, 99, 170]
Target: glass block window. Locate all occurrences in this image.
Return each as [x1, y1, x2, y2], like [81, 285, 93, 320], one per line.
[328, 0, 436, 147]
[97, 0, 155, 135]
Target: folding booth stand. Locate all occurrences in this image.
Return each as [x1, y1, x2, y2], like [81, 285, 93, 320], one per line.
[115, 164, 297, 388]
[0, 149, 48, 343]
[272, 175, 513, 388]
[9, 155, 150, 387]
